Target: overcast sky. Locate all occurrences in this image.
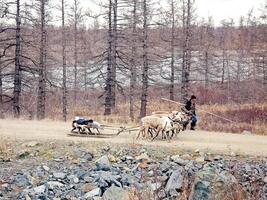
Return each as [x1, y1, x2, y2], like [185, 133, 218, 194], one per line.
[79, 0, 265, 25]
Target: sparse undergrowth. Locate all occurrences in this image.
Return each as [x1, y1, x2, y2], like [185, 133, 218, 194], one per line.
[80, 102, 267, 135]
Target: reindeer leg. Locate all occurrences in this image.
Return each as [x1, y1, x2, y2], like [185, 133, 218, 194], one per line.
[151, 127, 161, 141]
[136, 126, 144, 139]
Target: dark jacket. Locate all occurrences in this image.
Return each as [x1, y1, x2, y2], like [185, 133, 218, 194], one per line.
[182, 99, 196, 115]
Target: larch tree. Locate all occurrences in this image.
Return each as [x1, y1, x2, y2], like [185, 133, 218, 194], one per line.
[129, 0, 138, 121]
[37, 0, 47, 120]
[181, 0, 194, 101]
[139, 0, 149, 118]
[13, 0, 22, 118]
[104, 0, 114, 115]
[61, 0, 67, 121]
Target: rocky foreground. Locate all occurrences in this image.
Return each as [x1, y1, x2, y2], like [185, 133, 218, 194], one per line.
[0, 140, 266, 200]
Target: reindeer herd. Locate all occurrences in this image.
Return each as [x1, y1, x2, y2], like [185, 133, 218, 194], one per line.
[70, 111, 191, 141]
[136, 111, 191, 141]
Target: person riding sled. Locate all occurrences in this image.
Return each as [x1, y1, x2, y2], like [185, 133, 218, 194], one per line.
[181, 95, 197, 130]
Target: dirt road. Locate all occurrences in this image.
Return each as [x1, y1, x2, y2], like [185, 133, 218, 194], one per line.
[0, 119, 266, 156]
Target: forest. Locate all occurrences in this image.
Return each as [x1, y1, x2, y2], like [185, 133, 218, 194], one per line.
[0, 0, 266, 133]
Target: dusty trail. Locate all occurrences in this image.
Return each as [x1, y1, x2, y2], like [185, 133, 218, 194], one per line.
[0, 119, 266, 156]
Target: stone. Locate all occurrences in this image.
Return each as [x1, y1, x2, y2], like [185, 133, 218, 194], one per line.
[47, 181, 64, 190]
[165, 167, 184, 196]
[150, 182, 162, 191]
[81, 183, 95, 193]
[135, 153, 150, 162]
[84, 188, 101, 199]
[53, 172, 67, 179]
[67, 175, 79, 184]
[180, 154, 192, 160]
[96, 155, 111, 171]
[13, 174, 31, 187]
[121, 174, 137, 186]
[195, 157, 205, 164]
[84, 153, 94, 161]
[189, 164, 241, 200]
[102, 185, 130, 200]
[42, 165, 50, 171]
[25, 194, 32, 200]
[194, 149, 200, 153]
[263, 176, 267, 184]
[171, 155, 189, 166]
[33, 185, 46, 194]
[230, 152, 236, 157]
[125, 156, 134, 160]
[108, 154, 116, 162]
[95, 171, 122, 188]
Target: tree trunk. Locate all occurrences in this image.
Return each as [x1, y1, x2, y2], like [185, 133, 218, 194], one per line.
[140, 0, 149, 118]
[204, 51, 209, 87]
[74, 0, 78, 105]
[0, 60, 3, 119]
[13, 0, 21, 118]
[221, 49, 226, 85]
[170, 0, 175, 101]
[263, 55, 266, 86]
[111, 0, 117, 109]
[104, 0, 113, 115]
[62, 0, 67, 121]
[37, 0, 46, 120]
[181, 0, 192, 101]
[129, 0, 137, 121]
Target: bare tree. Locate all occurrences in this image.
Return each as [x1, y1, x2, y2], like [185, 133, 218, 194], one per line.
[37, 0, 47, 120]
[104, 0, 113, 115]
[13, 0, 22, 118]
[0, 56, 3, 118]
[73, 0, 78, 105]
[181, 0, 194, 101]
[140, 0, 149, 118]
[129, 0, 138, 121]
[62, 0, 67, 121]
[169, 0, 175, 100]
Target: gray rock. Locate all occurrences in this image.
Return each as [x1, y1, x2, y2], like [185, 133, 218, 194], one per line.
[53, 172, 67, 179]
[171, 155, 189, 166]
[33, 185, 46, 194]
[121, 174, 137, 186]
[189, 164, 239, 200]
[195, 157, 205, 164]
[102, 185, 130, 200]
[42, 165, 50, 171]
[125, 156, 134, 160]
[67, 175, 79, 184]
[150, 182, 162, 191]
[165, 167, 184, 196]
[135, 153, 150, 162]
[13, 174, 31, 187]
[47, 181, 64, 190]
[96, 155, 111, 171]
[264, 176, 267, 183]
[95, 171, 122, 188]
[84, 188, 101, 199]
[84, 153, 94, 161]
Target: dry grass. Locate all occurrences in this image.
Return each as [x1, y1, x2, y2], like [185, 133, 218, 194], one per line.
[0, 136, 13, 159]
[6, 96, 267, 135]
